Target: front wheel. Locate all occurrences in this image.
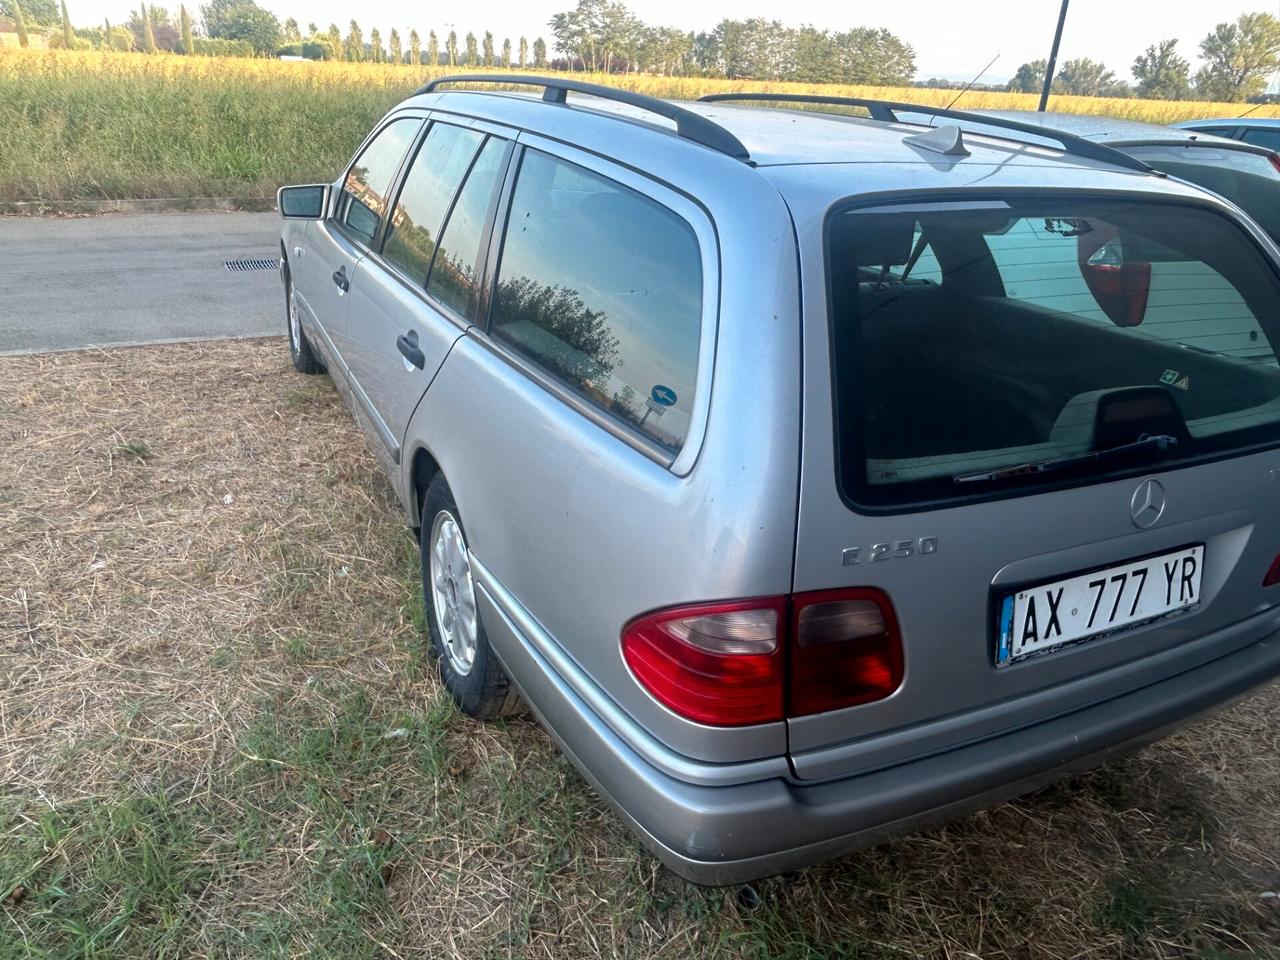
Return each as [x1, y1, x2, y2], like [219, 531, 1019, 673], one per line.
[283, 263, 323, 375]
[421, 475, 521, 719]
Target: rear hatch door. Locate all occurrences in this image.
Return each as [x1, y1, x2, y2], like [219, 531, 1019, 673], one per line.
[785, 184, 1280, 781]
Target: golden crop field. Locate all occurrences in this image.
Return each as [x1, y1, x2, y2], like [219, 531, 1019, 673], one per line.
[4, 48, 1280, 205]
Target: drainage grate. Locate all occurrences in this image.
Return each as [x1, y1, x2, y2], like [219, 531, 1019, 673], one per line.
[224, 258, 279, 272]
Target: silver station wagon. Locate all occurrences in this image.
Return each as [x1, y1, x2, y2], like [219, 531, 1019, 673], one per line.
[277, 77, 1280, 885]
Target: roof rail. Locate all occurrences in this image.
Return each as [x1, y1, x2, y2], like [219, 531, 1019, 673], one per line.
[696, 93, 1154, 173]
[418, 74, 751, 161]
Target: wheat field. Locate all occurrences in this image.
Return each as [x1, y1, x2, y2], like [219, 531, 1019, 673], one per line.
[3, 48, 1280, 204]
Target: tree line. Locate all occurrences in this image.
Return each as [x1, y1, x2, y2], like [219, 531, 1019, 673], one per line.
[5, 0, 1280, 103]
[1, 0, 916, 84]
[546, 0, 915, 83]
[1003, 13, 1280, 102]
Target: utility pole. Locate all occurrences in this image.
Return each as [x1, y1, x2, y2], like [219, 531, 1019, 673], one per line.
[1038, 0, 1070, 111]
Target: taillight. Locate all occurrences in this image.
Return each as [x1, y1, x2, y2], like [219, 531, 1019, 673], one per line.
[621, 599, 787, 726]
[1269, 153, 1280, 175]
[1264, 553, 1280, 586]
[621, 589, 903, 727]
[788, 588, 903, 717]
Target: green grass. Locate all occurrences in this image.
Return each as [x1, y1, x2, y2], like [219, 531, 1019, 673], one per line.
[112, 441, 151, 462]
[0, 791, 213, 958]
[0, 682, 621, 958]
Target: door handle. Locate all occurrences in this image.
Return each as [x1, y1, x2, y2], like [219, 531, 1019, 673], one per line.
[331, 267, 350, 293]
[397, 331, 425, 370]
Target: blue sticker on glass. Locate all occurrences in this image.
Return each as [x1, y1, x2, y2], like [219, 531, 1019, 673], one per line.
[997, 595, 1015, 665]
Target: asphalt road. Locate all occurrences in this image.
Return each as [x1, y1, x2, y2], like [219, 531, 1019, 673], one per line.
[1, 211, 284, 355]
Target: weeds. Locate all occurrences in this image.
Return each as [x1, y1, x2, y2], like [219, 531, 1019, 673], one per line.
[112, 440, 151, 461]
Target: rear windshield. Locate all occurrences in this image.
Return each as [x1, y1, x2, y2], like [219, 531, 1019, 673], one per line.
[828, 197, 1280, 508]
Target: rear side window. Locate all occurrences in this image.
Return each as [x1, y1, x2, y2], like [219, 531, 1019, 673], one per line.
[1182, 125, 1239, 139]
[489, 150, 703, 451]
[426, 137, 508, 317]
[381, 123, 485, 283]
[1241, 127, 1280, 151]
[1123, 146, 1280, 246]
[335, 118, 421, 246]
[828, 199, 1280, 508]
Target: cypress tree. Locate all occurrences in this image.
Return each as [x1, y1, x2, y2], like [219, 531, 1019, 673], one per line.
[345, 20, 363, 61]
[140, 3, 157, 53]
[179, 4, 192, 53]
[61, 0, 74, 48]
[518, 35, 527, 68]
[13, 0, 29, 47]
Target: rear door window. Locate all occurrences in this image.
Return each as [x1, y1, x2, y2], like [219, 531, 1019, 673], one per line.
[489, 150, 703, 452]
[828, 199, 1280, 507]
[426, 137, 508, 317]
[381, 122, 485, 283]
[334, 118, 421, 246]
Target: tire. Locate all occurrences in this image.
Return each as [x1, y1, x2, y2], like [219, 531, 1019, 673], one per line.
[421, 475, 521, 719]
[284, 262, 323, 375]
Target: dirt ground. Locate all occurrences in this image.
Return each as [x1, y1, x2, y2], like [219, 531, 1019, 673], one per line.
[1, 339, 1279, 959]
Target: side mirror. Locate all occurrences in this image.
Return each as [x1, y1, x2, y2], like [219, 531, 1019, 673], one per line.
[278, 183, 330, 220]
[1077, 227, 1150, 328]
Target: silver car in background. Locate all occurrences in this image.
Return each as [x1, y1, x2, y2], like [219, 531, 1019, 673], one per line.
[277, 78, 1280, 884]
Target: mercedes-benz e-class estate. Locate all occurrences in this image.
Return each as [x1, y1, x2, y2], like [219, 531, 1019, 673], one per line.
[277, 77, 1280, 884]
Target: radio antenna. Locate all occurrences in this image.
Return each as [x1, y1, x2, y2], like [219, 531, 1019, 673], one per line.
[1239, 87, 1280, 118]
[945, 53, 1001, 111]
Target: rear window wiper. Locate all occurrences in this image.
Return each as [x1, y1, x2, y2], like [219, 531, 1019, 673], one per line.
[953, 434, 1180, 484]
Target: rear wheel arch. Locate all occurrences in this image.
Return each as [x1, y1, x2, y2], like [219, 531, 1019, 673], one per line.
[409, 445, 441, 532]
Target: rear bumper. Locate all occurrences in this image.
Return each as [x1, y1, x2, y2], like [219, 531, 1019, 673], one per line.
[480, 585, 1280, 885]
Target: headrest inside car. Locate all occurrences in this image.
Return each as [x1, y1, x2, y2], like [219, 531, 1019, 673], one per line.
[845, 215, 916, 267]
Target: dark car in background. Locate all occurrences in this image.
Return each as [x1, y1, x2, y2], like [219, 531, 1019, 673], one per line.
[941, 111, 1280, 245]
[1175, 116, 1280, 152]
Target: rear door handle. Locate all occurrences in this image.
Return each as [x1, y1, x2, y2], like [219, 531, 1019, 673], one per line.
[331, 267, 350, 293]
[397, 331, 425, 370]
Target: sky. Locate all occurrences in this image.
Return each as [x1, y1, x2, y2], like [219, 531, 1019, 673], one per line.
[65, 0, 1280, 83]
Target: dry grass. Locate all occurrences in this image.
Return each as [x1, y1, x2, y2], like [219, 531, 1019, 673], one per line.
[1, 339, 1279, 958]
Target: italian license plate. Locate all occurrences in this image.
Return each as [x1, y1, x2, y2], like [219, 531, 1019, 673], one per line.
[997, 544, 1203, 665]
